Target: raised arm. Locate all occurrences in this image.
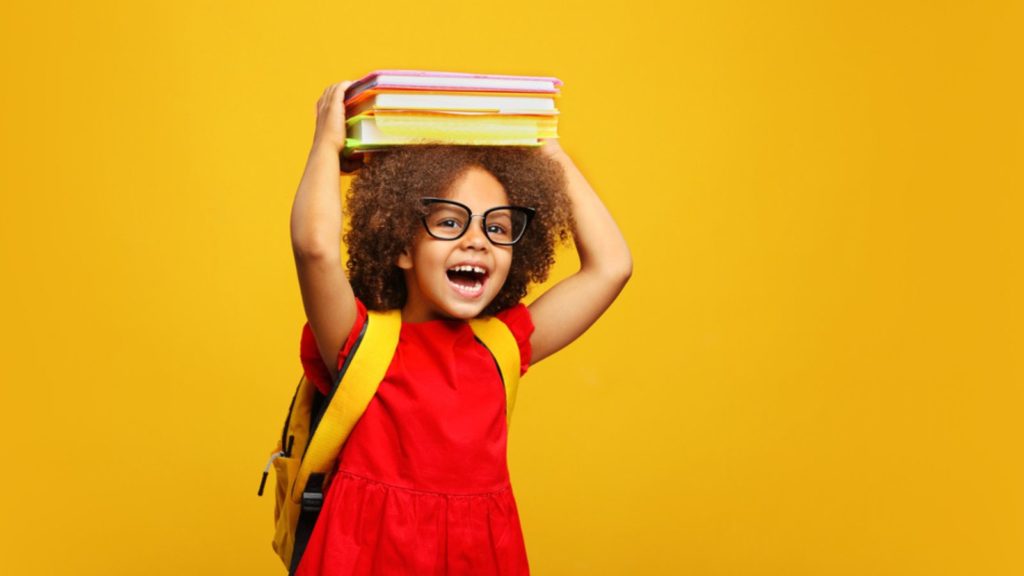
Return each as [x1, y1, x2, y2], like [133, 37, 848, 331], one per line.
[527, 139, 632, 365]
[291, 81, 358, 381]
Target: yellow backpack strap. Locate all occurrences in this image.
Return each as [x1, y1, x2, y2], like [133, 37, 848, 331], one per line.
[469, 316, 522, 429]
[290, 309, 402, 503]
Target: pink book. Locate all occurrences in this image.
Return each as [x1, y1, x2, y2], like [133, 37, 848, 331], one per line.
[345, 69, 562, 101]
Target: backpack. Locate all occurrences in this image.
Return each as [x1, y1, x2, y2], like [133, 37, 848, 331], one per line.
[258, 309, 523, 574]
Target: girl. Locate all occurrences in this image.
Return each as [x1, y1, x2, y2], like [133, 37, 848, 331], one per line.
[290, 80, 632, 575]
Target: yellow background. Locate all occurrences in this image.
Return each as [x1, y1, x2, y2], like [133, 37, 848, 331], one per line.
[1, 1, 1021, 574]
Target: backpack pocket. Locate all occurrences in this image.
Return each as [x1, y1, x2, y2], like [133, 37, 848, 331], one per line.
[271, 450, 301, 567]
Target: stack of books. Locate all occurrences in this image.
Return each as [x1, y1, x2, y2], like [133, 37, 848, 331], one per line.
[341, 69, 561, 158]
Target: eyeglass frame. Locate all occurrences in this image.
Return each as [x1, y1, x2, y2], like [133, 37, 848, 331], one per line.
[419, 197, 536, 246]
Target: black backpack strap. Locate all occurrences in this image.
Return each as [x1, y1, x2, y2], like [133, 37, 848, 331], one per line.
[289, 473, 326, 575]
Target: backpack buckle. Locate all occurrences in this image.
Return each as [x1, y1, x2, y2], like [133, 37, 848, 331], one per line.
[301, 474, 325, 513]
[301, 489, 323, 513]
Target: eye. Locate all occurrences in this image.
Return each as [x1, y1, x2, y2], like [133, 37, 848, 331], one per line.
[436, 217, 463, 229]
[485, 210, 514, 239]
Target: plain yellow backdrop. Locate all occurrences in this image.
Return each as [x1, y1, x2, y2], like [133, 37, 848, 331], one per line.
[1, 1, 1022, 574]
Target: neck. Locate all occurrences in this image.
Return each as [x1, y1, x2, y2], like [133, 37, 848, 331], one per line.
[400, 288, 451, 323]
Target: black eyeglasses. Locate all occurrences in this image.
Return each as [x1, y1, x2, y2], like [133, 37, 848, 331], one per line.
[420, 197, 536, 246]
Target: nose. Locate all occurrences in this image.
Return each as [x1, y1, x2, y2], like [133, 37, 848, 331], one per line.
[459, 216, 489, 250]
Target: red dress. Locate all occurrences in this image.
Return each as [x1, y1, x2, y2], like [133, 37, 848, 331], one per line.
[295, 298, 534, 576]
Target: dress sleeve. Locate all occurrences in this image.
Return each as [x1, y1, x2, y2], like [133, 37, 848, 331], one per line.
[495, 302, 535, 377]
[299, 297, 369, 396]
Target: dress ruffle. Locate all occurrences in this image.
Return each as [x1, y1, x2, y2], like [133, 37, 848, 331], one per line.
[296, 470, 528, 576]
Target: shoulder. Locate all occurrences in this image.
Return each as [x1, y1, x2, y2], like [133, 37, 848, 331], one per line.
[493, 302, 534, 376]
[300, 297, 370, 394]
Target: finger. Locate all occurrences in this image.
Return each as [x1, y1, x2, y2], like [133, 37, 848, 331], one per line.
[337, 81, 353, 103]
[330, 83, 345, 102]
[327, 85, 344, 108]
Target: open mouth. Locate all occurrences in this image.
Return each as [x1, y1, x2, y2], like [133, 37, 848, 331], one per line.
[446, 264, 488, 298]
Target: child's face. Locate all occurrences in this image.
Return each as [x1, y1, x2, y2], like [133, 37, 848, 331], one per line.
[397, 166, 513, 322]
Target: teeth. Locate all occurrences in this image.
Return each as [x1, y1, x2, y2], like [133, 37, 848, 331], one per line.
[450, 265, 486, 275]
[450, 280, 484, 296]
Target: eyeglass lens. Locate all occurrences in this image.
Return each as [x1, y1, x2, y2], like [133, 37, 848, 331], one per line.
[424, 203, 529, 244]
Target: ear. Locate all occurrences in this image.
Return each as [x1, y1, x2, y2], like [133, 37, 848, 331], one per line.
[396, 246, 413, 270]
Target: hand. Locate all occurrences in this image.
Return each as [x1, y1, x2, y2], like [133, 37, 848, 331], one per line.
[311, 81, 353, 154]
[539, 138, 567, 161]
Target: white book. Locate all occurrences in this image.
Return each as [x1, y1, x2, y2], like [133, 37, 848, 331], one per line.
[347, 115, 547, 146]
[349, 93, 556, 117]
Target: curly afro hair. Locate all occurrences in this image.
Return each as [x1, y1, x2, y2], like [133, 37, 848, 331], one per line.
[344, 143, 574, 316]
